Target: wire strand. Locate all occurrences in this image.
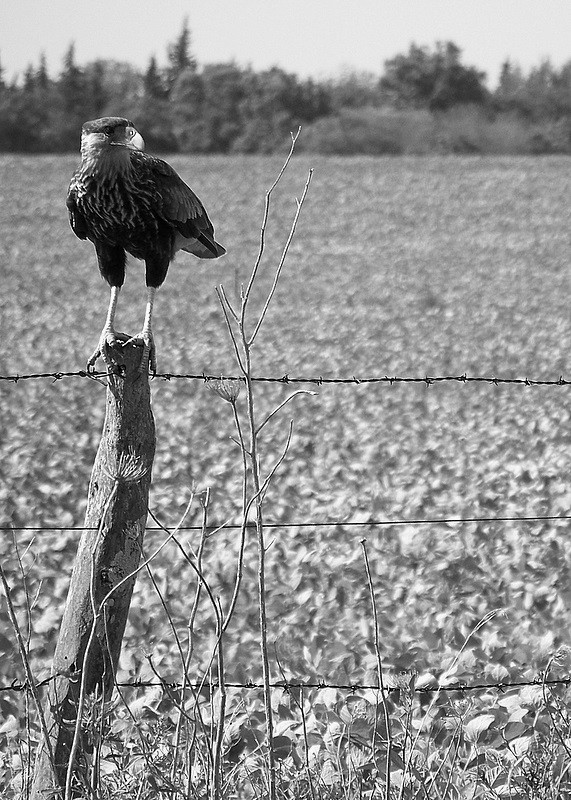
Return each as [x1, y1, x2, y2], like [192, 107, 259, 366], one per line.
[1, 675, 568, 695]
[1, 513, 569, 534]
[2, 370, 568, 706]
[0, 369, 570, 387]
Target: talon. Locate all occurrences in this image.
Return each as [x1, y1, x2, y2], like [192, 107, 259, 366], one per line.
[141, 335, 156, 375]
[87, 328, 129, 372]
[121, 330, 156, 375]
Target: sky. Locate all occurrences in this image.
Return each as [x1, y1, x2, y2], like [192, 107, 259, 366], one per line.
[2, 0, 571, 88]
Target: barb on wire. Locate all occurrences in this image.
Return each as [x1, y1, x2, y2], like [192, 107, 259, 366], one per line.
[2, 675, 570, 696]
[0, 369, 570, 388]
[0, 675, 55, 693]
[2, 513, 571, 535]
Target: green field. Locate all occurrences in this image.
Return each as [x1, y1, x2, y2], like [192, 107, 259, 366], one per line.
[1, 153, 571, 796]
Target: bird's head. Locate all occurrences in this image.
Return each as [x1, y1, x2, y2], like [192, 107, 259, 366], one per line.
[80, 117, 145, 161]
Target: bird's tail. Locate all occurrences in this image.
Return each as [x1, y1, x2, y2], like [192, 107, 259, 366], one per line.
[181, 232, 226, 259]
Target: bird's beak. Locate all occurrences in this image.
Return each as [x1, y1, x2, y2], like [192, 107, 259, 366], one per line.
[126, 126, 145, 151]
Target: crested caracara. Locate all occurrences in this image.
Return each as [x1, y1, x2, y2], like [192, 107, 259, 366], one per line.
[67, 116, 225, 373]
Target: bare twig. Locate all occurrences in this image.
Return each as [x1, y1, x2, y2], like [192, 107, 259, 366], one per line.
[216, 287, 246, 375]
[240, 127, 302, 322]
[360, 539, 392, 800]
[214, 129, 311, 800]
[405, 609, 500, 797]
[274, 649, 316, 800]
[0, 564, 56, 782]
[172, 490, 210, 790]
[212, 597, 226, 800]
[248, 167, 313, 346]
[217, 283, 240, 324]
[541, 653, 571, 763]
[222, 403, 250, 632]
[255, 390, 316, 436]
[10, 532, 34, 649]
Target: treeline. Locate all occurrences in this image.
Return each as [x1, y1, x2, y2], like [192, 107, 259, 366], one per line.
[1, 24, 571, 155]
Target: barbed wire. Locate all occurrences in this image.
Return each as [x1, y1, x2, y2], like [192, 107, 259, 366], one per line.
[1, 674, 569, 696]
[1, 513, 569, 535]
[2, 371, 569, 709]
[1, 369, 570, 388]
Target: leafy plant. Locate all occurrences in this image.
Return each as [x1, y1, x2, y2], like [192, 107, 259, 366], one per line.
[2, 153, 571, 797]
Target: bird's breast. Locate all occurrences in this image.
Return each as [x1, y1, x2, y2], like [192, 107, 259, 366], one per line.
[76, 172, 161, 247]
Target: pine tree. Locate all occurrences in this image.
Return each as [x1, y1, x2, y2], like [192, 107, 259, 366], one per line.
[199, 63, 245, 151]
[137, 56, 176, 150]
[86, 60, 107, 116]
[36, 52, 50, 90]
[165, 18, 197, 92]
[57, 43, 90, 149]
[525, 60, 557, 119]
[494, 60, 526, 114]
[170, 67, 205, 150]
[23, 64, 35, 92]
[59, 43, 86, 113]
[144, 55, 167, 100]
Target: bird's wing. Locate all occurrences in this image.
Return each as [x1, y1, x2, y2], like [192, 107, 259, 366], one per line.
[66, 180, 89, 240]
[134, 153, 225, 257]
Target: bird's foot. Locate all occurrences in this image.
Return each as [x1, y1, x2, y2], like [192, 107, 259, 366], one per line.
[122, 330, 156, 376]
[87, 328, 130, 373]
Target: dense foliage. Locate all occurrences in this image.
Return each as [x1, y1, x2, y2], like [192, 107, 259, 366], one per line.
[1, 154, 571, 796]
[2, 23, 571, 154]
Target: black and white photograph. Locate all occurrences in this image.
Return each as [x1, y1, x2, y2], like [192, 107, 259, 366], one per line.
[1, 2, 571, 798]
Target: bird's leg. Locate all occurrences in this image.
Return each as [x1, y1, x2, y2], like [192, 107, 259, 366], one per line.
[87, 286, 129, 372]
[124, 287, 157, 375]
[140, 286, 157, 374]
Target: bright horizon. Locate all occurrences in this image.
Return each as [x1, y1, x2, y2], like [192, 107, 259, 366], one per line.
[2, 0, 571, 88]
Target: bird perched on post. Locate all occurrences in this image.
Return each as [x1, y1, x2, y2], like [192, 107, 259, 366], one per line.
[66, 116, 225, 374]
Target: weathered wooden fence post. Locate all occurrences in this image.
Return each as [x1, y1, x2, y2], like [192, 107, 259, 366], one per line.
[32, 341, 156, 799]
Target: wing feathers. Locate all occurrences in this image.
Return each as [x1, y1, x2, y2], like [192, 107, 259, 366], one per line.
[134, 152, 225, 259]
[66, 184, 89, 240]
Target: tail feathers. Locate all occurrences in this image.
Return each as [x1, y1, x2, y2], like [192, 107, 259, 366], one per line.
[179, 232, 226, 259]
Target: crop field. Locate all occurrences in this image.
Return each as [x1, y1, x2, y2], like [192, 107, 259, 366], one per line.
[1, 152, 571, 797]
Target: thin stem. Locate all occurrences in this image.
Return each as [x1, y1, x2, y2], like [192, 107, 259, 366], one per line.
[10, 532, 34, 649]
[216, 286, 247, 375]
[212, 597, 226, 800]
[542, 655, 571, 762]
[221, 403, 250, 632]
[214, 130, 309, 800]
[0, 565, 56, 782]
[406, 610, 499, 783]
[249, 168, 313, 346]
[360, 539, 392, 800]
[147, 502, 229, 800]
[217, 283, 239, 323]
[10, 532, 37, 800]
[173, 491, 210, 790]
[255, 390, 316, 436]
[248, 375, 275, 795]
[240, 127, 301, 326]
[274, 650, 316, 800]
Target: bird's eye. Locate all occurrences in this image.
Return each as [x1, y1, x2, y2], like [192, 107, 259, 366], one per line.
[125, 126, 136, 139]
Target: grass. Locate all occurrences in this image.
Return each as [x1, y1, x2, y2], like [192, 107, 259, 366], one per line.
[1, 152, 571, 797]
